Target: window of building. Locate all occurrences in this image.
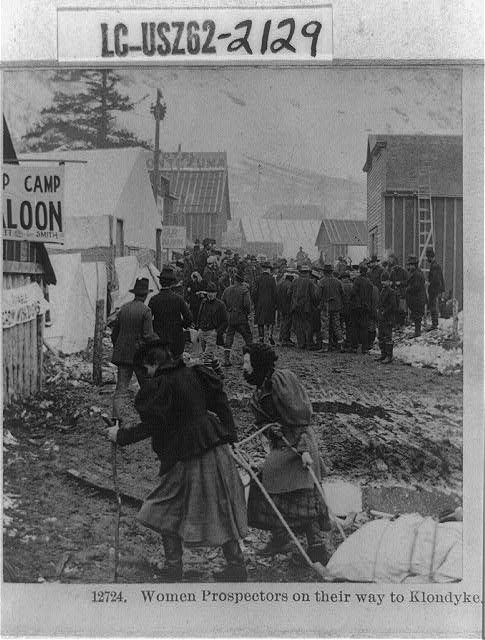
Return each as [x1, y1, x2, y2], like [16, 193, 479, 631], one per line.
[115, 219, 124, 257]
[370, 227, 377, 257]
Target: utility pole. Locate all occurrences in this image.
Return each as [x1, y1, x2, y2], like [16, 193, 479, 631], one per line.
[151, 89, 167, 204]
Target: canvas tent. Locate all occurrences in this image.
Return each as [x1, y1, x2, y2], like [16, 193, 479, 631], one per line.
[45, 254, 161, 354]
[19, 148, 161, 257]
[44, 253, 107, 354]
[112, 256, 160, 310]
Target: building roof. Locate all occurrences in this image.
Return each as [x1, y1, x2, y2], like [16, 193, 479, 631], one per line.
[161, 168, 229, 218]
[316, 219, 367, 247]
[239, 217, 321, 259]
[264, 204, 325, 220]
[363, 135, 463, 197]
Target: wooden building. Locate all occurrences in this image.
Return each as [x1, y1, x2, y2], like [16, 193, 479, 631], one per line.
[147, 151, 231, 246]
[239, 217, 321, 260]
[2, 117, 57, 403]
[363, 135, 463, 305]
[315, 219, 368, 265]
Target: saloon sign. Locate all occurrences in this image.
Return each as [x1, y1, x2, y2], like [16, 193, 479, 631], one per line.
[2, 165, 65, 243]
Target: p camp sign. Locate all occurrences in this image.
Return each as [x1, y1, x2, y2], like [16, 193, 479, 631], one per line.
[3, 165, 65, 244]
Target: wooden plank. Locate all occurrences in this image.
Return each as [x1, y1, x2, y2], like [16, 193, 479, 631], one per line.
[65, 468, 145, 507]
[37, 314, 43, 393]
[2, 260, 45, 275]
[442, 198, 447, 283]
[453, 199, 457, 299]
[401, 197, 405, 261]
[391, 197, 395, 253]
[413, 197, 417, 255]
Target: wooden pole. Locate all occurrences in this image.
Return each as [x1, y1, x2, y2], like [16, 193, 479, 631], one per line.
[93, 300, 104, 385]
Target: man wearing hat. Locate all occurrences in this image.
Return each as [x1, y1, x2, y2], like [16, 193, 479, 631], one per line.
[276, 270, 296, 347]
[196, 282, 228, 359]
[252, 261, 278, 345]
[149, 267, 193, 358]
[339, 270, 353, 350]
[290, 264, 316, 350]
[349, 263, 374, 354]
[110, 278, 156, 421]
[318, 264, 344, 351]
[221, 268, 253, 366]
[368, 255, 384, 291]
[405, 255, 426, 337]
[426, 247, 445, 330]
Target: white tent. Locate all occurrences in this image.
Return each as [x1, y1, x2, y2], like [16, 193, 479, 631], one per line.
[111, 256, 160, 311]
[45, 254, 107, 354]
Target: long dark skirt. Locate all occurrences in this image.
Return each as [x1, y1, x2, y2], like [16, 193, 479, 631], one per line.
[138, 444, 248, 546]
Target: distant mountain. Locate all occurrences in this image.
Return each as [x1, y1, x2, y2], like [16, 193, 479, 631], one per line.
[228, 154, 366, 221]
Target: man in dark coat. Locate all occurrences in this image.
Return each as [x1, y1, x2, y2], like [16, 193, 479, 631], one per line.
[252, 262, 278, 345]
[405, 255, 427, 337]
[426, 247, 445, 330]
[110, 278, 156, 420]
[318, 264, 344, 351]
[107, 339, 248, 582]
[389, 255, 408, 327]
[196, 281, 228, 357]
[149, 267, 193, 357]
[339, 270, 353, 350]
[376, 272, 397, 363]
[290, 265, 316, 350]
[221, 268, 253, 366]
[276, 271, 296, 346]
[349, 263, 374, 354]
[368, 255, 384, 291]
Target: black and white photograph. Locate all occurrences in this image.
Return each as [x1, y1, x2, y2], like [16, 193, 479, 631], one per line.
[1, 1, 483, 638]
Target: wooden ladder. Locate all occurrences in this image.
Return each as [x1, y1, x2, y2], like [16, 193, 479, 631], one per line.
[417, 162, 434, 272]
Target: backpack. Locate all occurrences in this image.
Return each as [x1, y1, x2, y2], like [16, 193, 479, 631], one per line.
[271, 369, 312, 426]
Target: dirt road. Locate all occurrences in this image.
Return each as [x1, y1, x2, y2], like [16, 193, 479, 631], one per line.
[3, 341, 462, 583]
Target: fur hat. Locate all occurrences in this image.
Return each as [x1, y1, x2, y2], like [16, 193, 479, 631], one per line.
[159, 267, 177, 287]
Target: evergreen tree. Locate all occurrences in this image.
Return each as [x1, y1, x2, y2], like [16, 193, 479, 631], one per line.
[22, 70, 151, 151]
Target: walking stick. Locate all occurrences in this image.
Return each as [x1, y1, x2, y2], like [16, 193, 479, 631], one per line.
[231, 447, 329, 580]
[103, 415, 121, 582]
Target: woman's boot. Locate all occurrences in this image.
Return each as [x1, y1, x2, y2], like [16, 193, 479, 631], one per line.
[159, 534, 183, 582]
[213, 540, 247, 582]
[382, 342, 394, 364]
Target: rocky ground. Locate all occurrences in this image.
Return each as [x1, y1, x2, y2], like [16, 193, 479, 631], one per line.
[3, 321, 462, 584]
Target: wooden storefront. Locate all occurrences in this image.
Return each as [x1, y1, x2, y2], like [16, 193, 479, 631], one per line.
[384, 194, 463, 307]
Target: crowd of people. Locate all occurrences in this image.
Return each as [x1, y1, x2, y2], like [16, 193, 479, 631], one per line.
[106, 238, 446, 583]
[143, 238, 446, 367]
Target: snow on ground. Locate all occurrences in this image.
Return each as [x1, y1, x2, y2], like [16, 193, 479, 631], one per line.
[393, 314, 463, 375]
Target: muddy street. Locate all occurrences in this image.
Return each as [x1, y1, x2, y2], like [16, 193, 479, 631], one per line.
[3, 339, 462, 584]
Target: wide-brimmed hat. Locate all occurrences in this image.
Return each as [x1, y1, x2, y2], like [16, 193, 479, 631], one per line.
[261, 261, 272, 270]
[299, 264, 311, 273]
[159, 267, 177, 286]
[129, 277, 153, 296]
[359, 262, 368, 273]
[206, 282, 218, 293]
[407, 255, 419, 265]
[369, 255, 379, 264]
[323, 263, 333, 273]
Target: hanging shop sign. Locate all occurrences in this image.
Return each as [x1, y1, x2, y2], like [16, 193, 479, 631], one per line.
[2, 282, 49, 329]
[163, 225, 186, 250]
[2, 165, 65, 244]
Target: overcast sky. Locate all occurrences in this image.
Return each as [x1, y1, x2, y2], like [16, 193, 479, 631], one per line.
[3, 67, 462, 215]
